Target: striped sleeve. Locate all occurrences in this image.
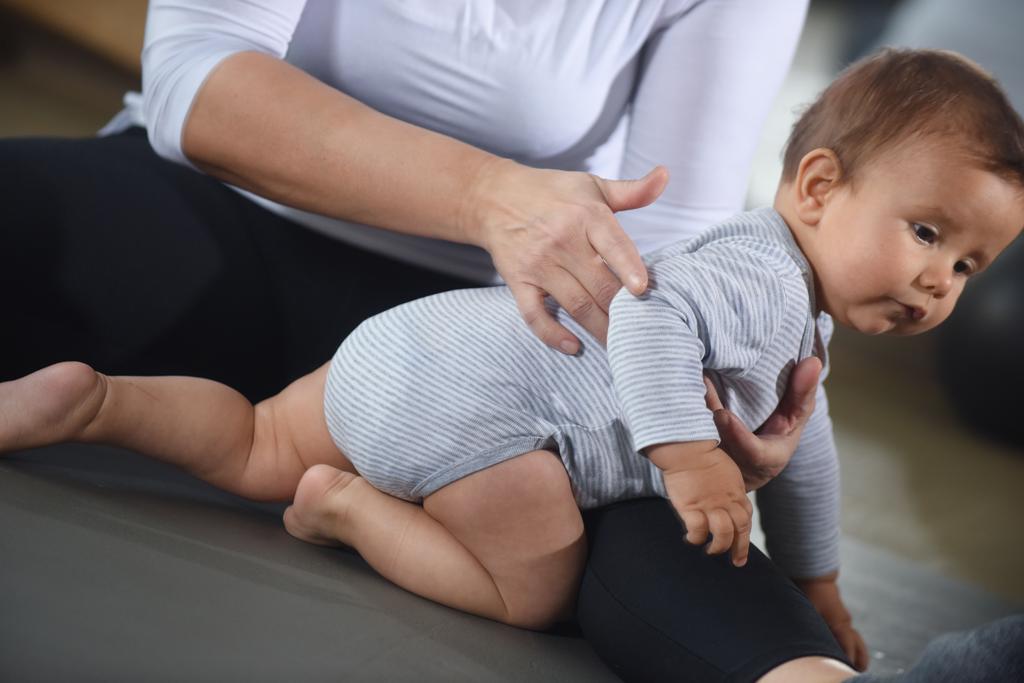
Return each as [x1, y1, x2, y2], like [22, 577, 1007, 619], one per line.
[755, 382, 841, 578]
[606, 241, 787, 454]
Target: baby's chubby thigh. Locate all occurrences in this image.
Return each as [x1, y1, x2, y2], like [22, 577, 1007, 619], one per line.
[423, 450, 587, 629]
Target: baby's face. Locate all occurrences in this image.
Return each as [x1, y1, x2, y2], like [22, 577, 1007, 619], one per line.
[812, 141, 1024, 336]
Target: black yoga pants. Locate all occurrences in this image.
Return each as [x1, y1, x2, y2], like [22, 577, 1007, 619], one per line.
[0, 129, 849, 681]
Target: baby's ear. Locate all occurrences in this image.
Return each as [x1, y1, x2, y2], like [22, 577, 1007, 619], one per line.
[793, 148, 842, 227]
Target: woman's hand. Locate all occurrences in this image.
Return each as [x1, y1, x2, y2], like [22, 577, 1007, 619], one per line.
[185, 53, 664, 356]
[466, 160, 669, 353]
[703, 356, 823, 491]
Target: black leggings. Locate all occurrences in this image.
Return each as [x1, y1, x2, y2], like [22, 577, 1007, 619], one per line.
[0, 129, 848, 681]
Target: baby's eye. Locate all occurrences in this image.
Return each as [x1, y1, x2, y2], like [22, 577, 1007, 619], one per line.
[954, 260, 974, 276]
[913, 223, 938, 244]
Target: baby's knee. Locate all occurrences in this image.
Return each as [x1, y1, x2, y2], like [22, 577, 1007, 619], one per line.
[501, 585, 579, 631]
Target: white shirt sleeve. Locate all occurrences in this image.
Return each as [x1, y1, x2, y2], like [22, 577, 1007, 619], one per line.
[617, 0, 809, 252]
[141, 0, 309, 166]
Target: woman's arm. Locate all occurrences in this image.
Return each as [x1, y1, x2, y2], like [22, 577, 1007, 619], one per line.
[142, 0, 664, 352]
[617, 0, 809, 249]
[183, 51, 499, 245]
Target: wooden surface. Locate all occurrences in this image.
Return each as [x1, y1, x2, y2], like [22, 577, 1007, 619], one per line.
[1, 0, 146, 73]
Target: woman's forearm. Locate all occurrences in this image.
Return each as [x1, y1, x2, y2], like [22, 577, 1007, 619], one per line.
[181, 51, 499, 245]
[181, 50, 661, 352]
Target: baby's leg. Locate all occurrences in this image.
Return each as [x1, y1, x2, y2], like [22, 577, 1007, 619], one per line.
[0, 361, 352, 501]
[285, 450, 586, 629]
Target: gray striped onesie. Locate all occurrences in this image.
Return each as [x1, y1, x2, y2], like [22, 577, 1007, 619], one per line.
[324, 208, 841, 577]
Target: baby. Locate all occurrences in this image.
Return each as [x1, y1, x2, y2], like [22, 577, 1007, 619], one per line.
[2, 48, 1023, 673]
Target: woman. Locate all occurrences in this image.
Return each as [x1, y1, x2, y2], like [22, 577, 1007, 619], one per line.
[1, 1, 865, 679]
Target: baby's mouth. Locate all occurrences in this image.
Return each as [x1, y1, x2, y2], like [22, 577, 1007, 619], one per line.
[901, 303, 926, 321]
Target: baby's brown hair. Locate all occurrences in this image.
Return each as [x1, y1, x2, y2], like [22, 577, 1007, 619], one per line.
[782, 48, 1024, 189]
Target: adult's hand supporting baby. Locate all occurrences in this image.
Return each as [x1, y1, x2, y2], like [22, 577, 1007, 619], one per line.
[468, 160, 669, 353]
[184, 53, 667, 356]
[704, 356, 823, 492]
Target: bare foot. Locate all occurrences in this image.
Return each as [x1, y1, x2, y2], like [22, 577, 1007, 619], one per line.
[283, 463, 363, 547]
[0, 361, 107, 454]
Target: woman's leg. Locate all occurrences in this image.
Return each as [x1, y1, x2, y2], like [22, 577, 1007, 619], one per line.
[0, 361, 351, 502]
[284, 450, 587, 629]
[0, 129, 472, 400]
[578, 498, 853, 682]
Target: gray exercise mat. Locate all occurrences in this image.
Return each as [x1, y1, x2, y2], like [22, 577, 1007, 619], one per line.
[0, 445, 615, 682]
[2, 445, 1020, 680]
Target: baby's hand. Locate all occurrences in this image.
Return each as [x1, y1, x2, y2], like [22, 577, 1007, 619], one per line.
[648, 442, 753, 566]
[796, 573, 870, 671]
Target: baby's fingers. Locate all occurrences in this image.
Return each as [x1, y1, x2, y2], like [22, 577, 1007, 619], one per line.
[705, 508, 734, 556]
[679, 510, 709, 546]
[844, 628, 870, 671]
[728, 502, 753, 567]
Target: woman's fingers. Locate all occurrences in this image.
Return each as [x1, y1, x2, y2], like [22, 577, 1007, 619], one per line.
[509, 283, 583, 355]
[546, 212, 642, 343]
[779, 355, 822, 420]
[585, 219, 647, 298]
[586, 167, 668, 297]
[509, 260, 614, 352]
[758, 356, 822, 437]
[703, 374, 724, 412]
[480, 164, 667, 350]
[714, 408, 763, 467]
[553, 258, 619, 344]
[593, 166, 670, 215]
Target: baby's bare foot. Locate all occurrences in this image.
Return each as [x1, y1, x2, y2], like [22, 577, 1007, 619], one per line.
[0, 361, 107, 454]
[284, 464, 364, 547]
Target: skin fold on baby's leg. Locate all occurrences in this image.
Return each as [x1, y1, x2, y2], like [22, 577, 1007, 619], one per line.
[286, 450, 587, 629]
[0, 360, 353, 501]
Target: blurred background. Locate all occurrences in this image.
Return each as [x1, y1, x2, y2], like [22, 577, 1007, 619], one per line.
[1, 0, 1021, 675]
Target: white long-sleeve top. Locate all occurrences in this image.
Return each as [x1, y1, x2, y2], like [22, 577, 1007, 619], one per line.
[103, 0, 808, 282]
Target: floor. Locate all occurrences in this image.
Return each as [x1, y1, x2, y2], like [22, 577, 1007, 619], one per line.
[1, 2, 1021, 679]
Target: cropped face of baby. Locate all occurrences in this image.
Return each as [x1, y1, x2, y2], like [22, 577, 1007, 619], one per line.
[809, 140, 1024, 336]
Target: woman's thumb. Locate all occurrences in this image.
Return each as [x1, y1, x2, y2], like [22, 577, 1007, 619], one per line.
[597, 166, 669, 212]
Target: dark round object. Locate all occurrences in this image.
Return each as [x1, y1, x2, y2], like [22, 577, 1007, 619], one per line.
[935, 237, 1024, 446]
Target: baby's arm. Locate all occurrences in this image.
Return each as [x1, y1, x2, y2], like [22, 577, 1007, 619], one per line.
[607, 244, 784, 567]
[756, 377, 868, 669]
